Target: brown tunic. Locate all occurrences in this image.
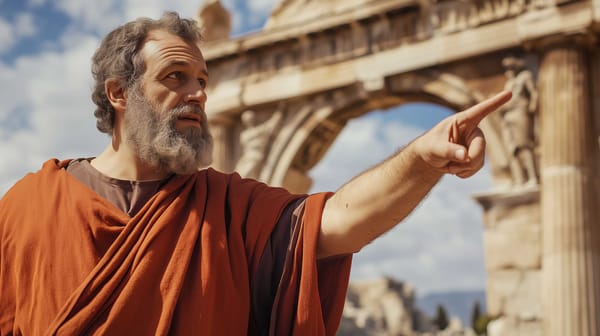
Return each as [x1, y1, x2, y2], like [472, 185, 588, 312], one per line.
[65, 158, 304, 333]
[0, 159, 352, 335]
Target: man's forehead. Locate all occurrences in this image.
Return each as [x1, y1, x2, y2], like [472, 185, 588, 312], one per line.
[141, 30, 205, 67]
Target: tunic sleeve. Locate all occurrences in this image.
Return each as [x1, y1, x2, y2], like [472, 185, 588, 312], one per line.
[268, 193, 353, 336]
[251, 197, 306, 335]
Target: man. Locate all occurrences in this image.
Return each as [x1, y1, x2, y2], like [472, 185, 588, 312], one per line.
[0, 12, 511, 336]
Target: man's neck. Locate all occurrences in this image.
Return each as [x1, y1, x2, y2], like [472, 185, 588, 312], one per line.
[91, 142, 171, 181]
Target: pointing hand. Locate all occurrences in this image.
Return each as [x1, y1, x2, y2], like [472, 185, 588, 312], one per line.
[414, 91, 512, 178]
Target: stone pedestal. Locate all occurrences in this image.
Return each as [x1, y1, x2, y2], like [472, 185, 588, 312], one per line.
[538, 43, 600, 336]
[474, 188, 543, 336]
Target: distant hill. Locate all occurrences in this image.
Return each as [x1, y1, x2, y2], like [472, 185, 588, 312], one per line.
[416, 290, 486, 328]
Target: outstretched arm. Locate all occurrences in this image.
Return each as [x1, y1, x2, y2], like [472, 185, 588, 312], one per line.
[318, 91, 512, 259]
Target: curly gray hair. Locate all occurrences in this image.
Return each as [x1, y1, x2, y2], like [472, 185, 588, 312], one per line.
[91, 11, 203, 134]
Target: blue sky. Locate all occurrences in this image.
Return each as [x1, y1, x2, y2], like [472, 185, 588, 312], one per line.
[0, 0, 493, 297]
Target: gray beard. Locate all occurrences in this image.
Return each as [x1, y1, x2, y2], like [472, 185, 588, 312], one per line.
[123, 87, 213, 175]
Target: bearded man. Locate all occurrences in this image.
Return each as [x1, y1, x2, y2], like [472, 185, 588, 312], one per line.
[0, 12, 511, 336]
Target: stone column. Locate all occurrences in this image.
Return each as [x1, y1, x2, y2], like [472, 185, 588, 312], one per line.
[592, 46, 600, 185]
[208, 115, 234, 172]
[538, 40, 600, 336]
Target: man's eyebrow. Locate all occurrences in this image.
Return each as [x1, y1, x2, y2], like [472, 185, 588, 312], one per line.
[163, 60, 209, 76]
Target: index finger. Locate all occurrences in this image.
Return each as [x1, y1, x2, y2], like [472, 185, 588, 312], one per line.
[458, 91, 512, 125]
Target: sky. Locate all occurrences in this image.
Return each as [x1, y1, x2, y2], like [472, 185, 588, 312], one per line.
[0, 0, 493, 296]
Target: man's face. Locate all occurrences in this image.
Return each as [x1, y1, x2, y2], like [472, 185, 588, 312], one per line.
[123, 30, 213, 175]
[137, 29, 209, 127]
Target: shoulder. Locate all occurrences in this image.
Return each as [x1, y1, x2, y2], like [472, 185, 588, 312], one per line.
[200, 167, 300, 206]
[1, 159, 69, 207]
[202, 167, 271, 192]
[0, 171, 40, 231]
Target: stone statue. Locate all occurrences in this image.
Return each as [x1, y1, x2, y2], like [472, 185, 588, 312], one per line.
[500, 56, 539, 187]
[197, 0, 231, 42]
[236, 110, 283, 179]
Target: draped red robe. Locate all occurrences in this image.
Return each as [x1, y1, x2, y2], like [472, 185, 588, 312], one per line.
[0, 159, 351, 335]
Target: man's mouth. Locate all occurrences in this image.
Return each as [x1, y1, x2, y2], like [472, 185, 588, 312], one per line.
[177, 113, 202, 126]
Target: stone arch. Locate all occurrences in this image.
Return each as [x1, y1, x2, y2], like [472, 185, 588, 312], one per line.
[264, 71, 479, 193]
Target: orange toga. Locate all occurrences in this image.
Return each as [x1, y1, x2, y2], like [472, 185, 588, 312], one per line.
[0, 160, 351, 335]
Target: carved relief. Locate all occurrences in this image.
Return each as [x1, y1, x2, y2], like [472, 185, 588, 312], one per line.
[350, 22, 369, 56]
[334, 25, 356, 59]
[206, 0, 566, 84]
[369, 14, 391, 52]
[388, 8, 421, 43]
[310, 32, 334, 62]
[499, 56, 539, 187]
[424, 0, 554, 35]
[430, 0, 472, 34]
[235, 109, 284, 179]
[293, 119, 342, 172]
[288, 90, 357, 173]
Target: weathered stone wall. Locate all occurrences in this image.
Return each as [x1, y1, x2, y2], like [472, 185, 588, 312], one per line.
[477, 189, 543, 335]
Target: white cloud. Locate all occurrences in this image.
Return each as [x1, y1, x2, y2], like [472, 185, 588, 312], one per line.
[220, 0, 243, 35]
[247, 0, 278, 26]
[309, 112, 493, 294]
[0, 62, 22, 122]
[43, 0, 273, 40]
[247, 0, 278, 14]
[0, 31, 106, 193]
[122, 0, 188, 22]
[0, 13, 38, 55]
[244, 0, 278, 30]
[14, 13, 37, 37]
[49, 0, 257, 37]
[349, 170, 492, 294]
[310, 112, 423, 192]
[53, 0, 124, 34]
[0, 17, 15, 54]
[27, 0, 47, 7]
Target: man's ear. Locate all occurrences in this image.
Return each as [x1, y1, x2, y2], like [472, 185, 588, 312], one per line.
[105, 78, 127, 113]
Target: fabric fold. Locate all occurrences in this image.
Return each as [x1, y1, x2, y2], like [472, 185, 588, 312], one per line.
[0, 160, 351, 335]
[270, 192, 352, 336]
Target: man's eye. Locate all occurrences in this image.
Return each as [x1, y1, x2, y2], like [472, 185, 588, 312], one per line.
[166, 72, 183, 80]
[198, 78, 207, 88]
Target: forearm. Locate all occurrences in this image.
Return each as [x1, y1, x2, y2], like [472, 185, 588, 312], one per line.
[316, 91, 511, 259]
[318, 140, 442, 258]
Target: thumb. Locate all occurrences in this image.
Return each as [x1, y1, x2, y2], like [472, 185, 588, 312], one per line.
[440, 142, 468, 162]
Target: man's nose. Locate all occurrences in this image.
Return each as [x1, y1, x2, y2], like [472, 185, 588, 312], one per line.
[184, 81, 207, 106]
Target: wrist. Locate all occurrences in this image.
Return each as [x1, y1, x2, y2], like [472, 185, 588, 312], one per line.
[403, 140, 445, 180]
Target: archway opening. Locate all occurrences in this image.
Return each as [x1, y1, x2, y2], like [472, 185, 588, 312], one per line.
[308, 102, 492, 325]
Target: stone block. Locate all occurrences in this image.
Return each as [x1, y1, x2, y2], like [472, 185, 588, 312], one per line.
[486, 270, 542, 320]
[504, 271, 542, 320]
[486, 269, 520, 316]
[488, 316, 543, 336]
[482, 199, 542, 270]
[483, 223, 541, 270]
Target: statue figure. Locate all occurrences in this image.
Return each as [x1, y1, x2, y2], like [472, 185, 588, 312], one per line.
[236, 110, 283, 179]
[500, 56, 539, 187]
[197, 0, 231, 42]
